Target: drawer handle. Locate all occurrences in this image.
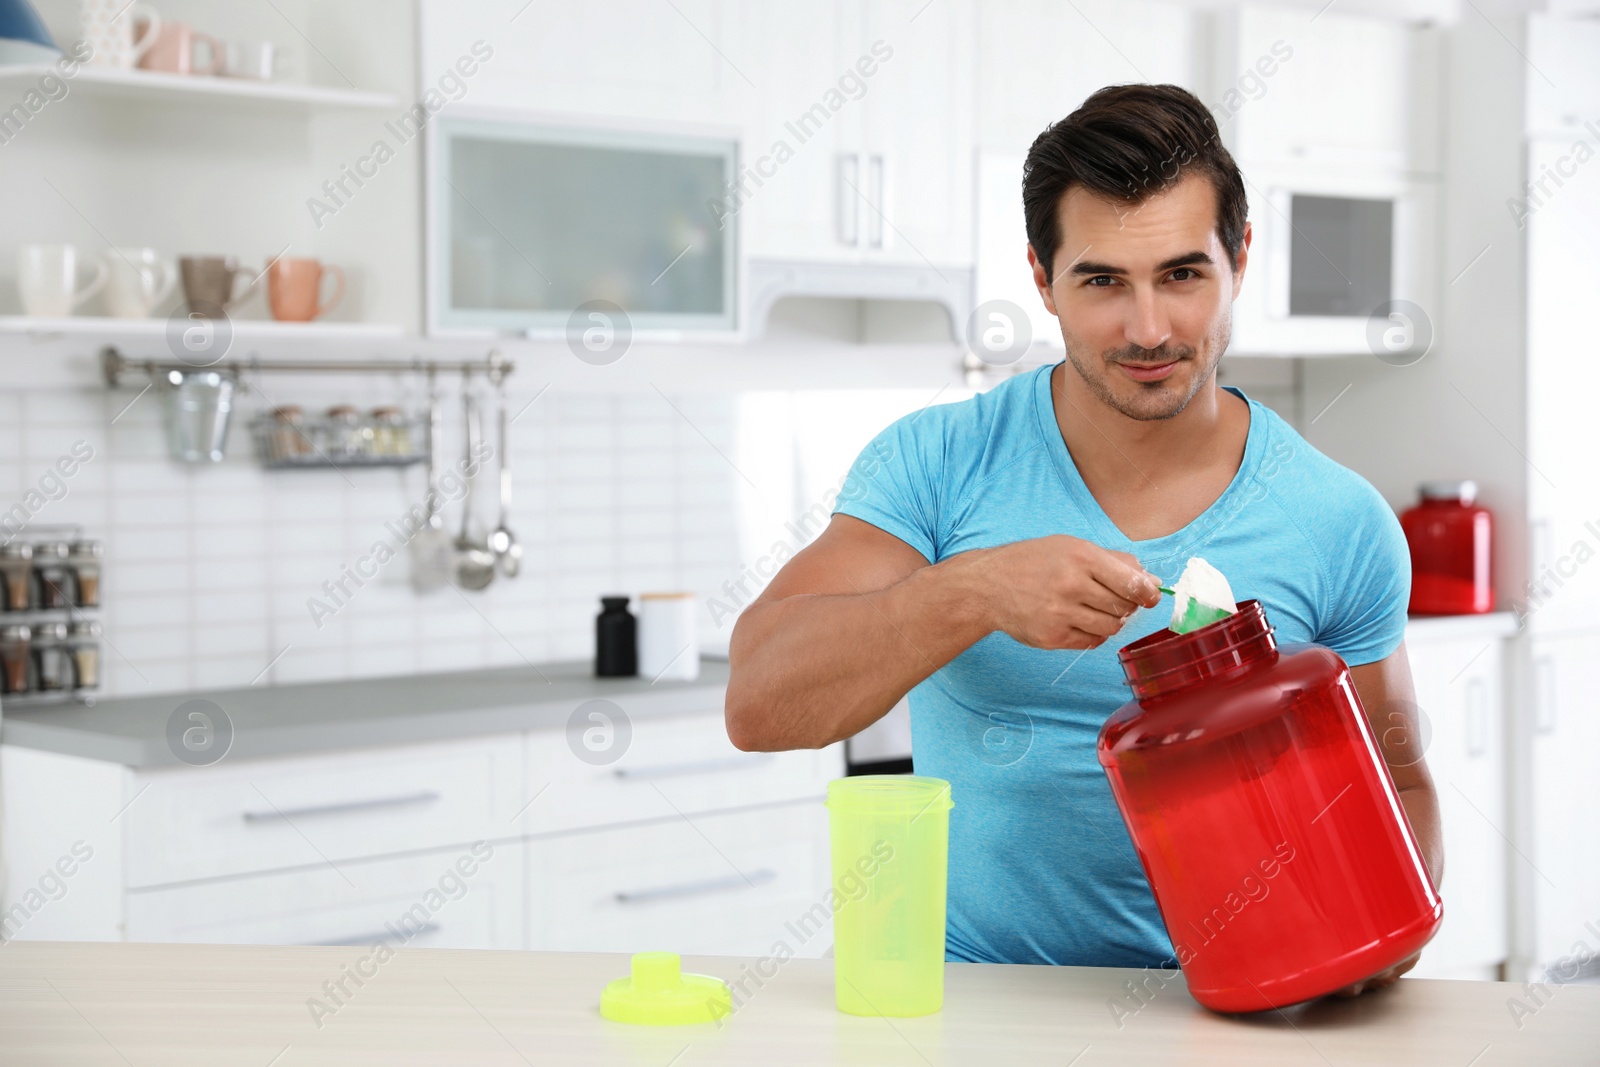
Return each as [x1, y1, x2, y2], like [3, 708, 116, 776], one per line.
[613, 754, 774, 782]
[615, 868, 776, 905]
[312, 923, 439, 947]
[242, 791, 442, 824]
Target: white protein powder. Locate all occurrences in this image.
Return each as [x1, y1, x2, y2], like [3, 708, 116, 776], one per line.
[1170, 556, 1238, 629]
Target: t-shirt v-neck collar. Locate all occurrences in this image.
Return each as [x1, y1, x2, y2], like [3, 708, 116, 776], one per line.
[1030, 362, 1266, 568]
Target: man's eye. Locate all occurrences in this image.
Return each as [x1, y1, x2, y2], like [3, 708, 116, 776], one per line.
[1086, 275, 1114, 287]
[1170, 268, 1198, 282]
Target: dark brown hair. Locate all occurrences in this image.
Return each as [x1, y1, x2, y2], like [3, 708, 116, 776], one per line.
[1023, 84, 1247, 282]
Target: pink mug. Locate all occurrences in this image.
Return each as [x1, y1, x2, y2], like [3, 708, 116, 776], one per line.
[137, 20, 223, 75]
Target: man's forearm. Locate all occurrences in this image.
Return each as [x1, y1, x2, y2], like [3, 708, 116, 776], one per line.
[1398, 782, 1444, 888]
[725, 553, 995, 751]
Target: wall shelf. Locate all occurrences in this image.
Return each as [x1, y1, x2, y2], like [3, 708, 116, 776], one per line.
[0, 65, 398, 112]
[0, 317, 407, 341]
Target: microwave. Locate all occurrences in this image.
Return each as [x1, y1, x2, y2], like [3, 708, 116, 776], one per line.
[1229, 165, 1438, 358]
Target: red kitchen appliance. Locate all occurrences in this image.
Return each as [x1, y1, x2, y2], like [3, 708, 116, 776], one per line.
[1400, 481, 1493, 615]
[1098, 601, 1441, 1013]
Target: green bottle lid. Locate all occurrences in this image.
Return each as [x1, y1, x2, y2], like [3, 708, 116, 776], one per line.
[600, 952, 732, 1026]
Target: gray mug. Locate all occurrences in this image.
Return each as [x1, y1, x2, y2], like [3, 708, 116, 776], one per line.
[179, 255, 253, 317]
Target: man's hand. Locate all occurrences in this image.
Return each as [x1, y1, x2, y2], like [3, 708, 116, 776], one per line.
[1332, 951, 1420, 998]
[970, 534, 1162, 650]
[1326, 646, 1442, 1000]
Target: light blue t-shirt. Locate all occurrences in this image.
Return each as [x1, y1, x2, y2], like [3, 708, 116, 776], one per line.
[832, 362, 1410, 968]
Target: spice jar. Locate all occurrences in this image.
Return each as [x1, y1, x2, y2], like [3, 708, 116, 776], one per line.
[371, 406, 410, 456]
[33, 541, 74, 610]
[325, 405, 370, 457]
[270, 405, 312, 460]
[69, 620, 101, 690]
[0, 623, 33, 693]
[33, 621, 70, 691]
[0, 542, 32, 611]
[67, 539, 103, 608]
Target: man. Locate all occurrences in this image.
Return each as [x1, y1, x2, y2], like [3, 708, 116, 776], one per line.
[725, 84, 1440, 996]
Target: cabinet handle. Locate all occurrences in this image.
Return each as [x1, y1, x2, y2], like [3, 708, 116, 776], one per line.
[867, 154, 885, 248]
[242, 790, 442, 824]
[1465, 677, 1489, 756]
[313, 923, 439, 946]
[837, 154, 860, 246]
[613, 754, 775, 781]
[615, 868, 776, 905]
[1534, 656, 1557, 735]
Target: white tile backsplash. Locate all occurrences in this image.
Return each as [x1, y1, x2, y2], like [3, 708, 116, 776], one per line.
[0, 384, 750, 699]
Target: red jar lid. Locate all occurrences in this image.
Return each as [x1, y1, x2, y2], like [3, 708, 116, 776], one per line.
[1118, 600, 1278, 701]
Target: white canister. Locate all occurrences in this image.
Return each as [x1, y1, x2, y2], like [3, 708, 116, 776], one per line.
[637, 592, 699, 682]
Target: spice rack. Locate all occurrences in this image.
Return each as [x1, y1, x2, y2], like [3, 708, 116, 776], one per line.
[0, 524, 103, 708]
[249, 407, 431, 469]
[99, 347, 515, 467]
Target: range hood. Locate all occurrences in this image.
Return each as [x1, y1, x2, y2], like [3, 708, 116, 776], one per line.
[746, 259, 973, 343]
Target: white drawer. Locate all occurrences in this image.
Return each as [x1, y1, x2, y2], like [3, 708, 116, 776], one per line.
[525, 709, 842, 836]
[126, 841, 525, 951]
[528, 802, 831, 958]
[124, 734, 525, 889]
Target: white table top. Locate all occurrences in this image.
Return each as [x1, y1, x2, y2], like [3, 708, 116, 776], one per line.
[1, 941, 1595, 1065]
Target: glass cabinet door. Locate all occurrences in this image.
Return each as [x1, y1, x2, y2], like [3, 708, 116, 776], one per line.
[431, 117, 737, 333]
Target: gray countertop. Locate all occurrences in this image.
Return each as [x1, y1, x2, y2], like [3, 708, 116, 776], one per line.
[0, 660, 729, 770]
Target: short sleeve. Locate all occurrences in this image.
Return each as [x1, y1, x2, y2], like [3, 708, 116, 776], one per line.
[831, 411, 945, 564]
[1315, 484, 1411, 666]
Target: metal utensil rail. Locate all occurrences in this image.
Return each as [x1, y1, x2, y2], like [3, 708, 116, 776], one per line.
[99, 346, 514, 386]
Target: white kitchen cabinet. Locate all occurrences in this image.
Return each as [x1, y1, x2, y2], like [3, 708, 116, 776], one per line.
[1524, 131, 1600, 634]
[528, 802, 831, 958]
[974, 0, 1196, 155]
[126, 842, 526, 951]
[856, 0, 975, 268]
[1525, 14, 1600, 138]
[742, 0, 974, 269]
[1528, 631, 1600, 973]
[739, 1, 860, 264]
[122, 733, 526, 889]
[1212, 6, 1441, 177]
[420, 0, 740, 128]
[1404, 625, 1510, 980]
[524, 709, 839, 837]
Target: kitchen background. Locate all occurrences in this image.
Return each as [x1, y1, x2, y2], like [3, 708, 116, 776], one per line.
[0, 0, 1595, 999]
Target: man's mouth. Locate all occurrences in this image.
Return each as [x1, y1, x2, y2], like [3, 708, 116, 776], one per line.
[1117, 360, 1180, 383]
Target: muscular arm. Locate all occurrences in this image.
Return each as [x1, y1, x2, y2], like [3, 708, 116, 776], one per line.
[725, 515, 1159, 752]
[1335, 642, 1444, 996]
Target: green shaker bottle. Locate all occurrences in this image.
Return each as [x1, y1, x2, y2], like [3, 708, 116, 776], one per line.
[825, 775, 953, 1017]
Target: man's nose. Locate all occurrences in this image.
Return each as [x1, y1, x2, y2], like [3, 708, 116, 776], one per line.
[1125, 288, 1172, 352]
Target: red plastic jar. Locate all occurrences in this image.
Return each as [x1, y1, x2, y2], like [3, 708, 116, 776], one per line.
[1400, 481, 1493, 615]
[1098, 601, 1441, 1013]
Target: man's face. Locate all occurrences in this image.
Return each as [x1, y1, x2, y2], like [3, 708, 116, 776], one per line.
[1029, 173, 1251, 421]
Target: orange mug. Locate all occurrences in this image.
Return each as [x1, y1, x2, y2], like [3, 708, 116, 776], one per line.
[266, 257, 345, 322]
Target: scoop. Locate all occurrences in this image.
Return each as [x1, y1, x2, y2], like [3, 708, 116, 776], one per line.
[1160, 557, 1238, 634]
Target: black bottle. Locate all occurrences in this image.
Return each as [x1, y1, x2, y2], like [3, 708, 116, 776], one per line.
[595, 596, 637, 677]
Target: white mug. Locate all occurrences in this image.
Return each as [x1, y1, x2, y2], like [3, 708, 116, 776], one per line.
[80, 0, 161, 69]
[17, 244, 108, 318]
[221, 40, 279, 81]
[103, 247, 177, 318]
[637, 592, 700, 682]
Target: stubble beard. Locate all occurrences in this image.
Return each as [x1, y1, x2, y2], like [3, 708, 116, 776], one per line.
[1061, 312, 1233, 422]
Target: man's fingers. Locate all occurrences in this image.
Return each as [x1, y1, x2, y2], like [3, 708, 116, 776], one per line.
[1098, 551, 1163, 608]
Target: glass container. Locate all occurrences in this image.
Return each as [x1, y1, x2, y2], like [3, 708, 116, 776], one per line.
[0, 542, 32, 611]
